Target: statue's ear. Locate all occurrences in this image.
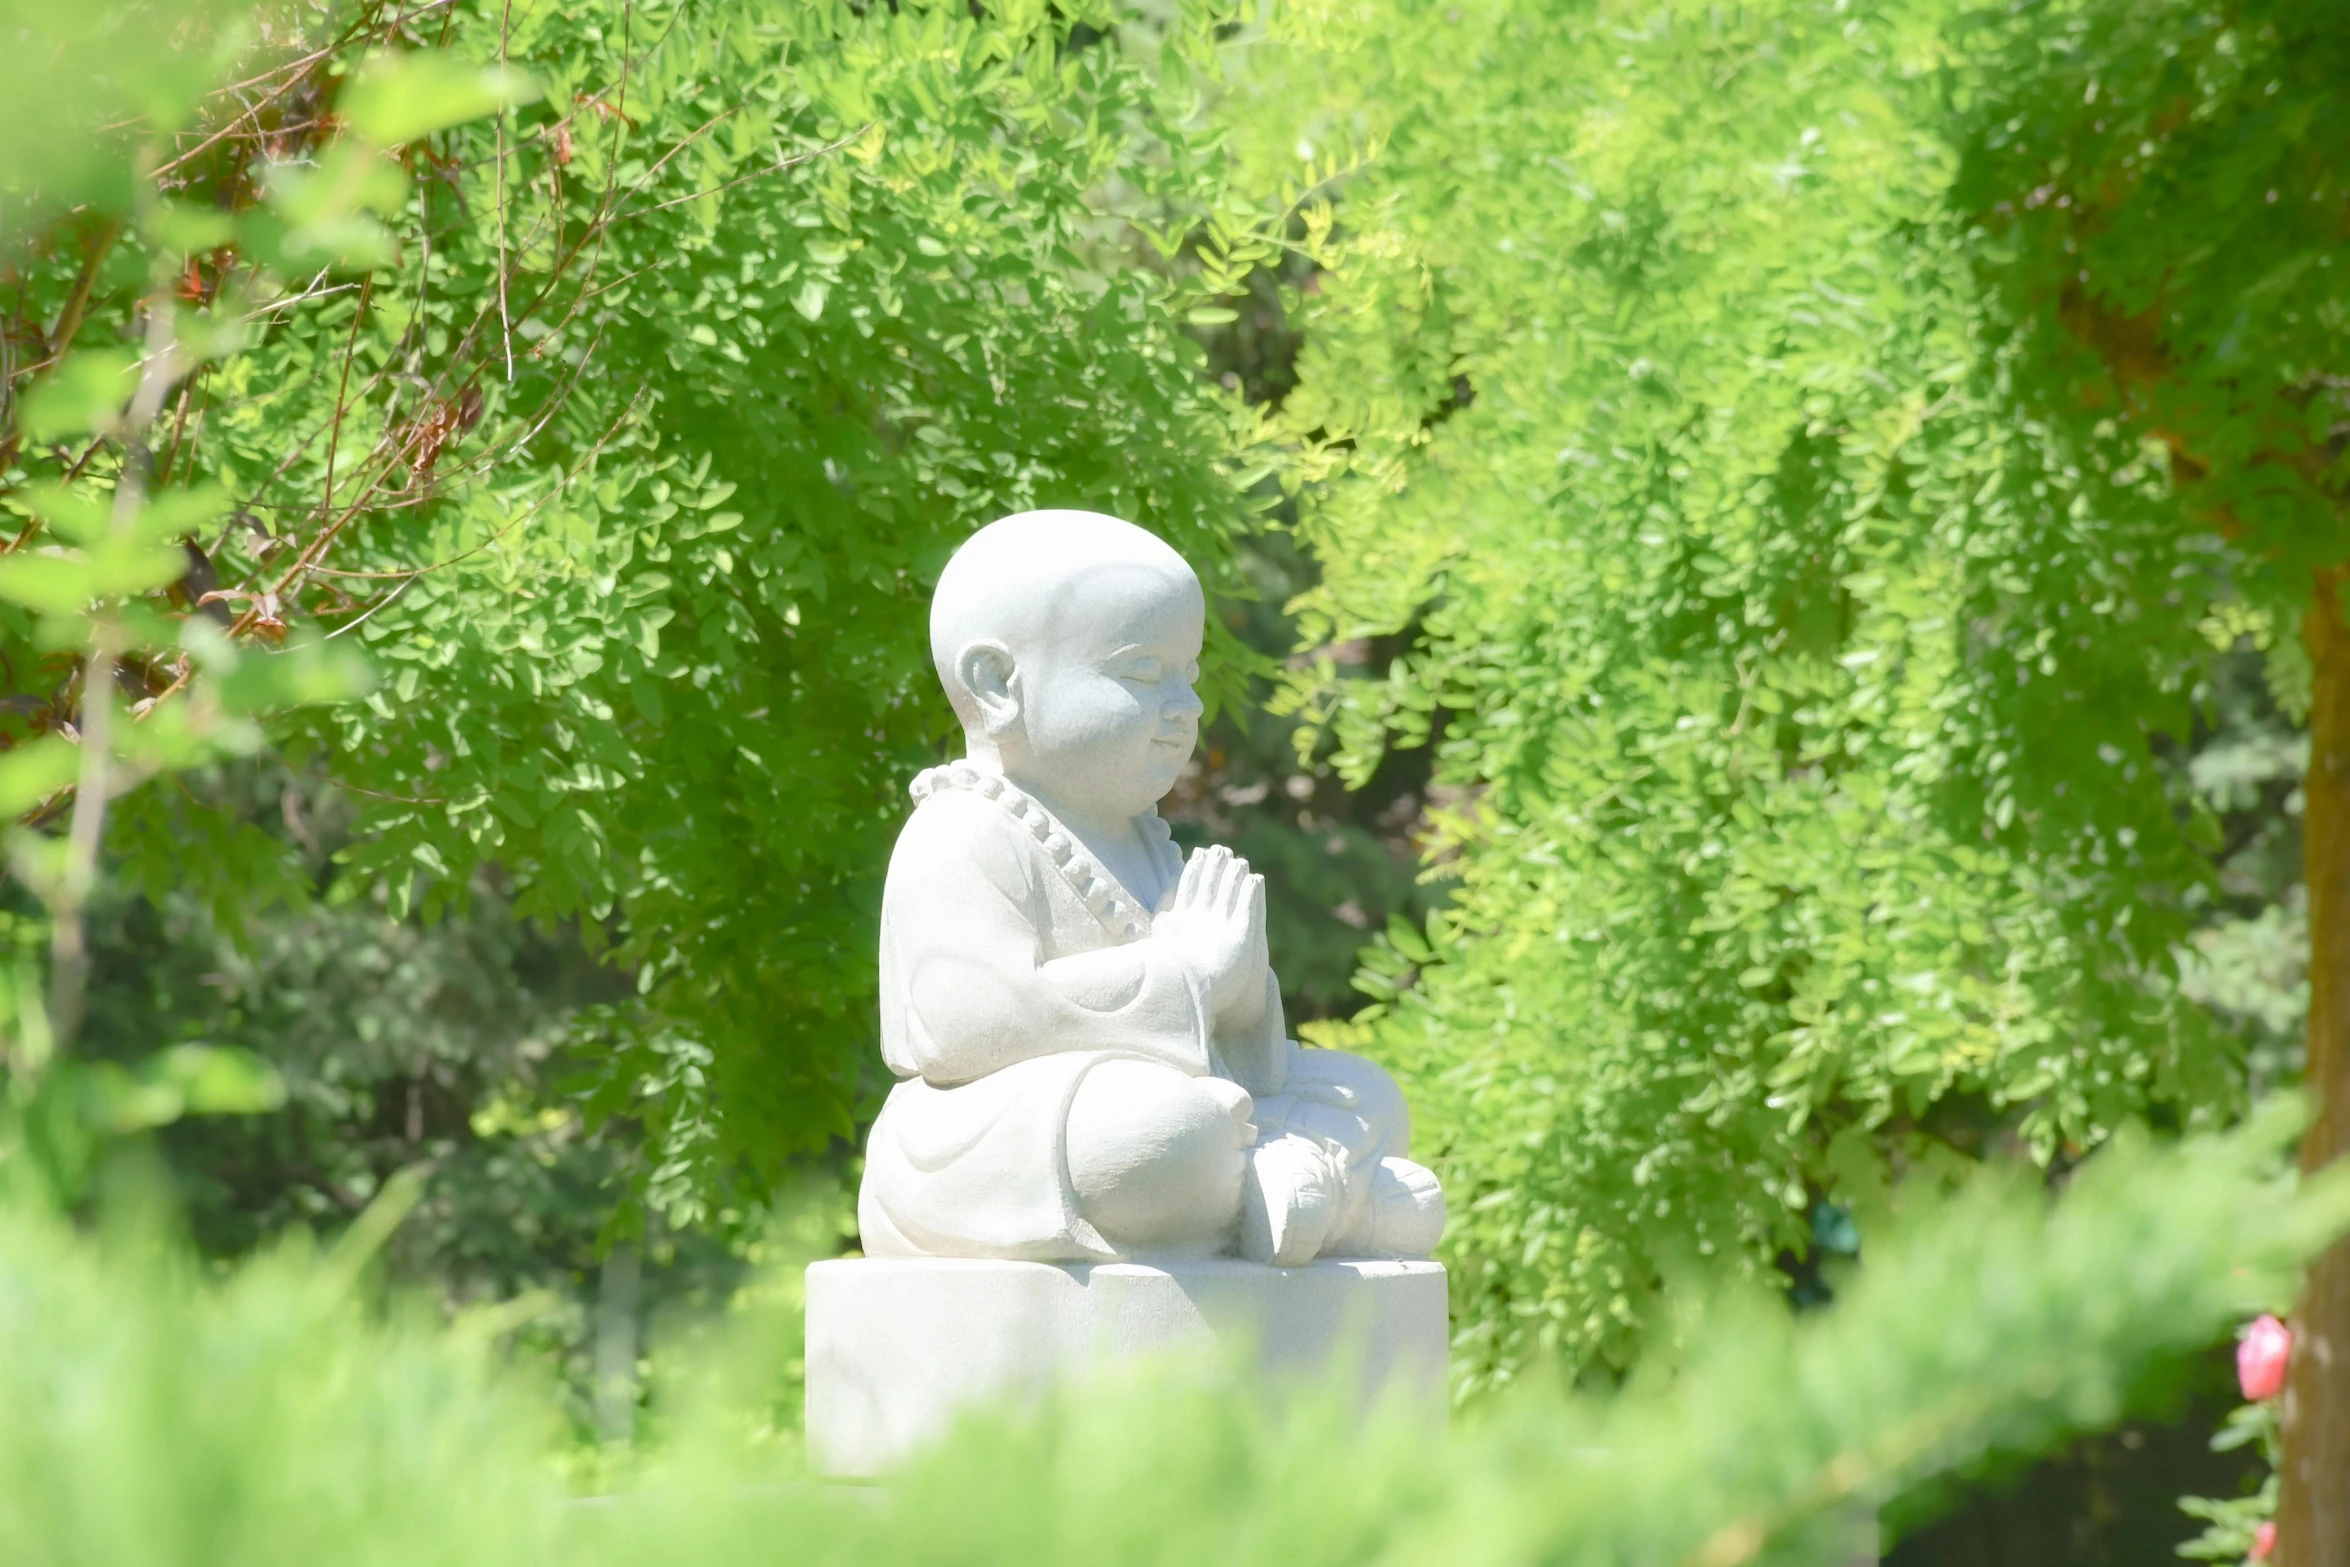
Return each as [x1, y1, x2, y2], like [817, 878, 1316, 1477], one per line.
[956, 641, 1020, 735]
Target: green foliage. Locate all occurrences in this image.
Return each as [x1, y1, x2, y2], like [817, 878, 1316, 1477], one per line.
[1221, 0, 2343, 1395]
[2175, 648, 2308, 1098]
[1950, 0, 2350, 601]
[2180, 1394, 2281, 1564]
[1954, 65, 2348, 1542]
[1167, 533, 1440, 1022]
[0, 0, 234, 242]
[1, 0, 1264, 1220]
[0, 1106, 2336, 1565]
[0, 1183, 573, 1565]
[65, 761, 782, 1429]
[0, 0, 376, 1206]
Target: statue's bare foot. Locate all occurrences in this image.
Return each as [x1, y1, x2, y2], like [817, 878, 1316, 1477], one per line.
[1324, 1157, 1446, 1259]
[1239, 1134, 1343, 1266]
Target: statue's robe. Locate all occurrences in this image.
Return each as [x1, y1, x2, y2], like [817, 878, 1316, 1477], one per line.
[859, 763, 1399, 1261]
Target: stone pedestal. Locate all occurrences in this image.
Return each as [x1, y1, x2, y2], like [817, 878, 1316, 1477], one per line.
[803, 1256, 1448, 1477]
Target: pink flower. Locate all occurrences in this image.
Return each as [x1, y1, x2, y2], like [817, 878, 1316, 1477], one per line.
[2239, 1315, 2293, 1403]
[2251, 1520, 2276, 1561]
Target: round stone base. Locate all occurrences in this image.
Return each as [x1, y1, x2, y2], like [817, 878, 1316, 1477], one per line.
[803, 1256, 1448, 1477]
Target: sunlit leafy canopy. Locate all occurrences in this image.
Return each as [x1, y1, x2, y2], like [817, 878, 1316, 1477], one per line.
[1226, 0, 2337, 1391]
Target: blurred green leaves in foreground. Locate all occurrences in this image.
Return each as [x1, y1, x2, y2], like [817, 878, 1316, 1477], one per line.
[0, 1105, 2337, 1565]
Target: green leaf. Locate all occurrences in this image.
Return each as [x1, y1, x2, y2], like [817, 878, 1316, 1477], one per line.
[88, 1044, 288, 1134]
[143, 1043, 289, 1116]
[86, 537, 187, 598]
[0, 554, 100, 615]
[212, 632, 375, 714]
[15, 482, 112, 545]
[264, 141, 410, 224]
[341, 52, 542, 147]
[252, 141, 412, 272]
[243, 208, 400, 275]
[132, 484, 230, 547]
[145, 200, 236, 255]
[0, 736, 79, 816]
[19, 350, 136, 443]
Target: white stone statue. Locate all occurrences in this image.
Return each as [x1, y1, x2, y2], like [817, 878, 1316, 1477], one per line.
[857, 509, 1445, 1268]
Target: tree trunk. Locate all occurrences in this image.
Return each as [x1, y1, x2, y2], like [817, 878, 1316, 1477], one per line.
[2281, 567, 2350, 1567]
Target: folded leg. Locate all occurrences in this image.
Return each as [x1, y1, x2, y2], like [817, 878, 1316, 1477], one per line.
[1064, 1059, 1253, 1257]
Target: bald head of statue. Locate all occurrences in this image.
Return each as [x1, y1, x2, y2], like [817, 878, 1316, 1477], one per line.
[929, 510, 1207, 823]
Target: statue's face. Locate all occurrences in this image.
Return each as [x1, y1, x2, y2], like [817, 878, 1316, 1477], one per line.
[1010, 564, 1205, 818]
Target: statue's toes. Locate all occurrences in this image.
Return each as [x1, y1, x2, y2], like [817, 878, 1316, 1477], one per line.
[1238, 1135, 1341, 1266]
[1326, 1156, 1446, 1260]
